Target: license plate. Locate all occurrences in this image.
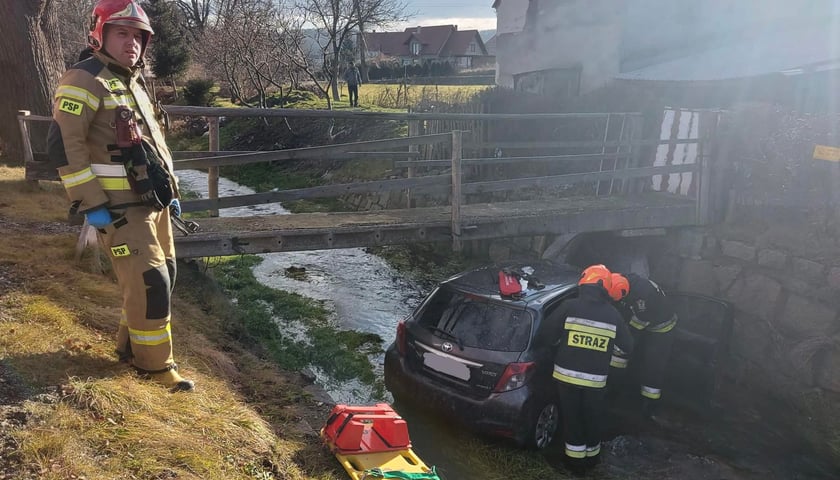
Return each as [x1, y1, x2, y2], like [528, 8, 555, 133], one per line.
[423, 353, 470, 381]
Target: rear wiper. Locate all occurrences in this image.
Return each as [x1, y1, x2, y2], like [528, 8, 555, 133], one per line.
[426, 326, 464, 350]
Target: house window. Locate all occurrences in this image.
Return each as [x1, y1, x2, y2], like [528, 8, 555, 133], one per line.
[410, 41, 421, 55]
[469, 43, 476, 53]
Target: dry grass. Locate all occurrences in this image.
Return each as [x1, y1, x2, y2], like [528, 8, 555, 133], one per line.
[0, 166, 340, 479]
[354, 83, 490, 109]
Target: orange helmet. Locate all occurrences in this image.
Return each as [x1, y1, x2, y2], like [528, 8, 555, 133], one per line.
[608, 273, 630, 301]
[89, 0, 154, 54]
[579, 264, 612, 289]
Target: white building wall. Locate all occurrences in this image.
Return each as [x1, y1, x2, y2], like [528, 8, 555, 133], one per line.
[494, 0, 529, 35]
[495, 0, 622, 93]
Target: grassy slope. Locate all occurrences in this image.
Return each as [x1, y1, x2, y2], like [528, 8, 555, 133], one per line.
[0, 165, 339, 480]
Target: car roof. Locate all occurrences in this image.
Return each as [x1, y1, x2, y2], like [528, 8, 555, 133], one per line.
[441, 261, 580, 307]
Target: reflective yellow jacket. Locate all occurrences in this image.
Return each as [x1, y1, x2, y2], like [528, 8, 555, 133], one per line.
[48, 51, 178, 214]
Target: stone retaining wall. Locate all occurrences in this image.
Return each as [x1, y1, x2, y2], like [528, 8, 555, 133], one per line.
[650, 226, 840, 396]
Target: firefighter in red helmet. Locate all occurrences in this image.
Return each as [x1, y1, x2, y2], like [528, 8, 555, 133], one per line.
[48, 0, 193, 391]
[548, 265, 633, 474]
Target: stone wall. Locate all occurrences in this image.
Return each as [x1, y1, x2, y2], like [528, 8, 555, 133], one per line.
[650, 226, 840, 396]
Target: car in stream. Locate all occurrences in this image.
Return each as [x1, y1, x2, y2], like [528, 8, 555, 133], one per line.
[384, 260, 735, 450]
[384, 261, 581, 450]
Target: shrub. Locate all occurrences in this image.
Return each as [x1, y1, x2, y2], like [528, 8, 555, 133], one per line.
[183, 79, 215, 106]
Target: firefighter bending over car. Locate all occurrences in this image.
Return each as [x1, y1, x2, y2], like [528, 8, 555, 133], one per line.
[48, 0, 193, 392]
[608, 272, 678, 419]
[549, 265, 634, 474]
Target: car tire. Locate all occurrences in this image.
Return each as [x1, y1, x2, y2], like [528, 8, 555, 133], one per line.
[525, 400, 560, 450]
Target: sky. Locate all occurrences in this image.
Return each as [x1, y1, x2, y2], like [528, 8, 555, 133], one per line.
[396, 0, 497, 31]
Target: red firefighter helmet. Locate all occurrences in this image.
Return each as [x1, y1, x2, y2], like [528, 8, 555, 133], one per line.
[579, 264, 612, 290]
[608, 273, 630, 301]
[88, 0, 154, 54]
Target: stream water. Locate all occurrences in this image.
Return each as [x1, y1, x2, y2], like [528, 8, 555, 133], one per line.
[177, 170, 423, 404]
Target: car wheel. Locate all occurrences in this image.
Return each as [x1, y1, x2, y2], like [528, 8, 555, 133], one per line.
[527, 401, 559, 450]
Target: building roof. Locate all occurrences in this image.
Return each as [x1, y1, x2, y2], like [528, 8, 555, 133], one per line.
[617, 15, 840, 82]
[364, 25, 487, 58]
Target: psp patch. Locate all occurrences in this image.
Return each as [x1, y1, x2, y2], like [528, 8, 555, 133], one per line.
[110, 244, 131, 257]
[58, 98, 83, 116]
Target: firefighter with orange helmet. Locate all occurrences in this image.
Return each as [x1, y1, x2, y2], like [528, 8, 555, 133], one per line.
[48, 0, 192, 391]
[549, 265, 634, 473]
[607, 273, 633, 370]
[608, 272, 678, 419]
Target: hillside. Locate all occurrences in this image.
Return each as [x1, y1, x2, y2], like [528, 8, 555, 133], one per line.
[0, 165, 339, 479]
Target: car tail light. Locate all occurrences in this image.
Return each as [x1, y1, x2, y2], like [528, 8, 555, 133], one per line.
[493, 362, 536, 393]
[396, 320, 407, 356]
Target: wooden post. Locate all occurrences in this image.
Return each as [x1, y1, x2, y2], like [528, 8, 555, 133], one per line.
[18, 110, 36, 186]
[406, 119, 419, 208]
[450, 130, 463, 252]
[208, 117, 220, 217]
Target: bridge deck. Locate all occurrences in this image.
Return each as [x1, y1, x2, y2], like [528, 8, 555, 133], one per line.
[174, 193, 696, 258]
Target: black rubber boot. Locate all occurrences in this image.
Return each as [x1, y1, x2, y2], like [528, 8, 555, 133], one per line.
[151, 369, 195, 393]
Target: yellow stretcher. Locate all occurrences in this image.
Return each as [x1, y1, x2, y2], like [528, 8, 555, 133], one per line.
[320, 403, 440, 480]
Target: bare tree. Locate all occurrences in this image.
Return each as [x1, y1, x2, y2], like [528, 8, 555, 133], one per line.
[0, 0, 65, 164]
[176, 0, 212, 32]
[56, 0, 96, 66]
[295, 0, 406, 105]
[195, 0, 299, 107]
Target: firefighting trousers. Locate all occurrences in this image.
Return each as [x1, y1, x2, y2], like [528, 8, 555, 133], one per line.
[96, 205, 177, 373]
[638, 329, 675, 401]
[556, 382, 606, 465]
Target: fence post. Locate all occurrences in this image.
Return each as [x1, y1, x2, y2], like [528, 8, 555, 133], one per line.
[406, 119, 419, 208]
[207, 117, 220, 217]
[451, 130, 462, 252]
[17, 110, 36, 186]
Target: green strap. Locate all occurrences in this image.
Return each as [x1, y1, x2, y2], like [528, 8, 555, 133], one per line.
[362, 466, 440, 479]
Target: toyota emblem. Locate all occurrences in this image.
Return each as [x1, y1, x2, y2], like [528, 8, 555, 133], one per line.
[441, 342, 453, 353]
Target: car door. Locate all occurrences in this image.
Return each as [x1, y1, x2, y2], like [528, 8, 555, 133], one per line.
[666, 292, 734, 407]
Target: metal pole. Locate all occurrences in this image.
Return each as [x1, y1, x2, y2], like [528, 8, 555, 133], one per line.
[595, 113, 611, 195]
[608, 114, 627, 195]
[450, 130, 463, 252]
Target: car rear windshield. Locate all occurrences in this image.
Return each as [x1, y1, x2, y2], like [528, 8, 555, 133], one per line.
[415, 288, 532, 352]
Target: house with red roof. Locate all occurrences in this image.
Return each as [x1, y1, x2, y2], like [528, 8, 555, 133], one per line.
[363, 25, 493, 68]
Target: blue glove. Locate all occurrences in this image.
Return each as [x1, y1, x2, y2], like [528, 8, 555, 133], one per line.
[85, 207, 112, 228]
[169, 198, 181, 217]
